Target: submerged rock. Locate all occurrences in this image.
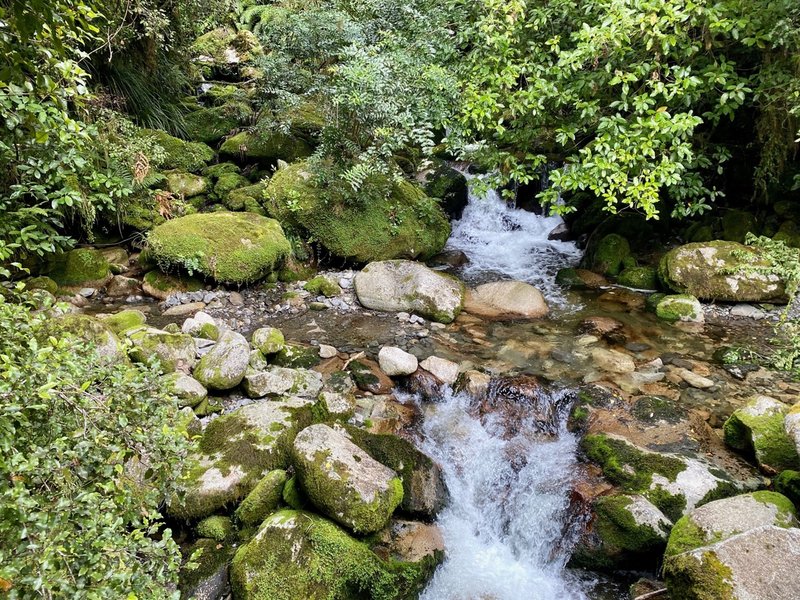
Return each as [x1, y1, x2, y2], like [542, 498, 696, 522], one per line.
[292, 424, 403, 534]
[463, 280, 549, 319]
[655, 294, 704, 323]
[354, 260, 464, 323]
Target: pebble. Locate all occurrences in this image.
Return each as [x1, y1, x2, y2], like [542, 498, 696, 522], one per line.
[339, 278, 352, 289]
[730, 304, 767, 320]
[78, 288, 96, 297]
[163, 301, 206, 316]
[319, 344, 338, 359]
[673, 367, 715, 389]
[229, 292, 245, 306]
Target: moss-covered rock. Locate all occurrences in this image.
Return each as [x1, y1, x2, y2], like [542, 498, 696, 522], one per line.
[655, 294, 704, 323]
[165, 171, 209, 198]
[230, 510, 435, 600]
[219, 130, 312, 164]
[266, 162, 450, 262]
[214, 172, 251, 199]
[99, 309, 148, 335]
[304, 275, 340, 298]
[243, 365, 323, 399]
[617, 266, 658, 290]
[582, 433, 744, 522]
[141, 269, 204, 301]
[46, 248, 112, 288]
[147, 212, 291, 284]
[272, 343, 321, 369]
[420, 159, 469, 219]
[42, 314, 125, 362]
[251, 326, 285, 355]
[224, 181, 267, 213]
[169, 398, 316, 519]
[184, 103, 251, 144]
[179, 538, 235, 600]
[196, 515, 234, 542]
[127, 327, 197, 373]
[234, 469, 287, 528]
[723, 395, 799, 473]
[775, 470, 800, 508]
[193, 329, 250, 391]
[139, 128, 215, 172]
[24, 276, 58, 294]
[163, 372, 207, 408]
[658, 241, 787, 302]
[343, 425, 448, 519]
[292, 424, 403, 534]
[774, 220, 800, 248]
[586, 234, 631, 276]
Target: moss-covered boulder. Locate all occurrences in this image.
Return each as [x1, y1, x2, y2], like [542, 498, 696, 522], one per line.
[43, 314, 124, 361]
[214, 171, 250, 199]
[163, 372, 207, 408]
[266, 162, 450, 262]
[225, 181, 268, 214]
[783, 402, 800, 462]
[191, 28, 262, 78]
[774, 220, 800, 248]
[179, 538, 235, 600]
[127, 327, 197, 373]
[46, 248, 112, 288]
[724, 395, 799, 473]
[184, 103, 251, 144]
[617, 266, 658, 290]
[251, 326, 285, 355]
[193, 329, 250, 391]
[147, 212, 291, 284]
[573, 494, 672, 570]
[420, 159, 469, 219]
[169, 398, 316, 519]
[141, 270, 204, 301]
[343, 425, 448, 519]
[272, 343, 321, 369]
[196, 515, 234, 542]
[24, 276, 58, 294]
[139, 129, 215, 172]
[662, 492, 800, 600]
[658, 241, 788, 302]
[303, 275, 340, 298]
[219, 129, 312, 164]
[354, 260, 465, 323]
[582, 433, 746, 522]
[292, 424, 403, 534]
[243, 365, 323, 399]
[586, 234, 631, 276]
[655, 294, 704, 323]
[234, 469, 287, 528]
[775, 470, 800, 508]
[98, 309, 147, 335]
[230, 510, 435, 600]
[165, 171, 209, 198]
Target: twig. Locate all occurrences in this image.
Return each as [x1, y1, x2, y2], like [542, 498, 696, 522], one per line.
[633, 588, 669, 600]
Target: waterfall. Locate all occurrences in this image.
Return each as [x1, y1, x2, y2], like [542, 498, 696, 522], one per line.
[445, 175, 582, 306]
[416, 387, 589, 600]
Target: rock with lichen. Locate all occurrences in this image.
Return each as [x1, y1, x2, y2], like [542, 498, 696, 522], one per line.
[193, 329, 250, 391]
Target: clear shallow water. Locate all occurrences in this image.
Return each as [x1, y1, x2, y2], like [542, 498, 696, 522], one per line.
[446, 177, 583, 307]
[417, 388, 590, 600]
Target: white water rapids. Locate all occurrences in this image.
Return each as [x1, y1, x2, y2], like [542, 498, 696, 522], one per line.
[417, 388, 589, 600]
[445, 177, 582, 306]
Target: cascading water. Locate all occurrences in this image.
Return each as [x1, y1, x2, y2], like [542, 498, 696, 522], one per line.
[446, 174, 583, 306]
[416, 386, 590, 600]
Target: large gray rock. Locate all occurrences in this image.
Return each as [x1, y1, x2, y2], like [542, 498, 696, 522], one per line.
[464, 280, 549, 319]
[193, 329, 250, 390]
[378, 346, 418, 376]
[169, 398, 315, 519]
[164, 372, 207, 408]
[354, 260, 464, 323]
[292, 424, 404, 533]
[659, 241, 788, 302]
[242, 366, 323, 398]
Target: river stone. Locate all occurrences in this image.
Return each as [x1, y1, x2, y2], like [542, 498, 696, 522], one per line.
[105, 275, 141, 297]
[378, 346, 419, 376]
[665, 491, 798, 557]
[655, 294, 704, 323]
[319, 344, 338, 359]
[127, 327, 197, 373]
[354, 260, 464, 323]
[231, 510, 433, 600]
[242, 365, 323, 398]
[292, 424, 404, 533]
[590, 347, 636, 374]
[372, 519, 445, 564]
[663, 526, 800, 600]
[785, 402, 800, 459]
[193, 329, 250, 390]
[164, 372, 208, 408]
[163, 301, 206, 317]
[659, 241, 787, 302]
[419, 356, 460, 385]
[463, 280, 549, 319]
[169, 398, 315, 519]
[251, 326, 285, 355]
[46, 247, 112, 289]
[724, 395, 799, 473]
[99, 309, 147, 335]
[349, 359, 394, 394]
[181, 311, 217, 337]
[165, 171, 209, 197]
[318, 391, 357, 420]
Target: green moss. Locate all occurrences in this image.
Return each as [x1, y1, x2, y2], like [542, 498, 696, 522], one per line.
[147, 212, 291, 284]
[663, 550, 735, 600]
[165, 171, 209, 198]
[196, 515, 234, 542]
[99, 309, 147, 334]
[775, 470, 800, 508]
[648, 486, 687, 523]
[272, 343, 320, 369]
[24, 276, 58, 294]
[304, 276, 340, 298]
[184, 104, 250, 144]
[631, 396, 686, 424]
[665, 515, 715, 557]
[47, 248, 111, 287]
[251, 326, 285, 355]
[40, 314, 124, 362]
[234, 469, 288, 527]
[215, 172, 251, 198]
[723, 399, 799, 472]
[655, 294, 702, 322]
[197, 322, 220, 341]
[220, 130, 312, 163]
[751, 490, 798, 525]
[593, 495, 669, 554]
[617, 266, 658, 290]
[588, 234, 631, 276]
[192, 397, 223, 417]
[555, 267, 584, 288]
[226, 181, 268, 213]
[127, 329, 196, 373]
[230, 510, 435, 600]
[142, 269, 203, 298]
[139, 128, 214, 172]
[179, 538, 235, 596]
[265, 162, 450, 262]
[282, 476, 309, 510]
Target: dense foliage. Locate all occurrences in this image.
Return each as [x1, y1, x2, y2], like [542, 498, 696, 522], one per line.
[0, 295, 188, 598]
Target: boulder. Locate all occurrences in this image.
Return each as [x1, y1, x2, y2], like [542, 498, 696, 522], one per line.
[169, 398, 315, 519]
[587, 234, 630, 276]
[354, 260, 464, 323]
[292, 424, 404, 533]
[419, 159, 469, 220]
[317, 391, 357, 420]
[655, 294, 704, 323]
[183, 104, 247, 144]
[266, 162, 450, 262]
[165, 171, 209, 198]
[147, 212, 291, 284]
[141, 270, 203, 301]
[98, 309, 147, 335]
[231, 510, 435, 600]
[463, 280, 549, 319]
[139, 128, 214, 172]
[164, 372, 207, 408]
[242, 366, 323, 398]
[179, 539, 234, 600]
[43, 314, 125, 362]
[219, 130, 312, 164]
[378, 346, 419, 376]
[371, 519, 445, 568]
[234, 469, 287, 528]
[193, 329, 250, 390]
[659, 241, 787, 302]
[303, 275, 340, 298]
[105, 275, 141, 297]
[419, 356, 460, 385]
[590, 347, 636, 374]
[724, 395, 799, 473]
[272, 343, 321, 369]
[46, 248, 112, 289]
[785, 402, 800, 459]
[127, 327, 197, 373]
[349, 359, 394, 394]
[617, 266, 658, 290]
[251, 326, 285, 355]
